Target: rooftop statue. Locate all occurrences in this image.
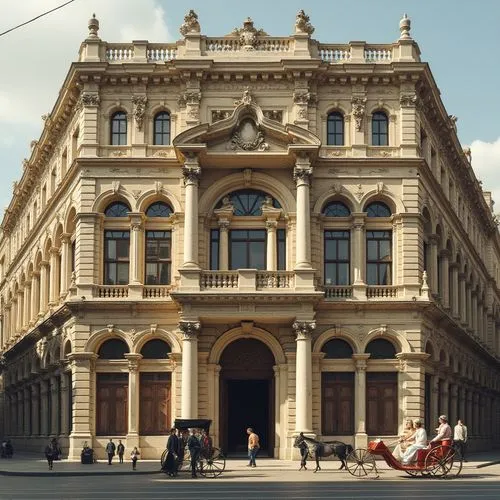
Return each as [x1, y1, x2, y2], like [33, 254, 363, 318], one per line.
[180, 9, 201, 36]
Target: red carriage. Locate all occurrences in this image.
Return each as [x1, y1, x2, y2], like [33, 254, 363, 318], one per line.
[346, 439, 463, 478]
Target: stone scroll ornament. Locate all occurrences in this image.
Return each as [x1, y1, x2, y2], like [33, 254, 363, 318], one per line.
[179, 9, 201, 36]
[229, 17, 268, 51]
[230, 118, 269, 151]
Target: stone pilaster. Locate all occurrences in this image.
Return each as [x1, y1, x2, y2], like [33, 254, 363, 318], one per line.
[352, 354, 370, 448]
[181, 156, 201, 269]
[125, 353, 142, 448]
[180, 321, 200, 418]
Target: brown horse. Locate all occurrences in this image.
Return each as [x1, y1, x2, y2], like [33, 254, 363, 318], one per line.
[293, 433, 353, 472]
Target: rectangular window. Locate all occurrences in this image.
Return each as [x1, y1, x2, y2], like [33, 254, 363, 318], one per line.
[230, 229, 266, 270]
[139, 373, 171, 435]
[145, 230, 171, 285]
[366, 231, 392, 285]
[277, 229, 286, 271]
[96, 373, 128, 436]
[366, 372, 397, 435]
[322, 372, 354, 435]
[324, 230, 350, 285]
[210, 229, 220, 270]
[104, 230, 130, 285]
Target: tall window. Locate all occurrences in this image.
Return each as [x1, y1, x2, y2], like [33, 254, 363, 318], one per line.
[366, 372, 397, 435]
[110, 111, 127, 145]
[210, 229, 220, 270]
[230, 230, 266, 270]
[366, 231, 392, 285]
[154, 112, 171, 145]
[105, 201, 130, 217]
[324, 231, 350, 285]
[96, 373, 128, 435]
[216, 189, 281, 215]
[322, 373, 354, 435]
[145, 231, 171, 284]
[277, 229, 286, 271]
[372, 111, 388, 146]
[327, 112, 344, 145]
[104, 231, 130, 285]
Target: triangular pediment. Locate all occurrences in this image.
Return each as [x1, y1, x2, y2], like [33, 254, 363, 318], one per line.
[173, 97, 320, 168]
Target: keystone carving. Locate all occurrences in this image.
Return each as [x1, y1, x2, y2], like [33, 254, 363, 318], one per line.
[230, 118, 269, 151]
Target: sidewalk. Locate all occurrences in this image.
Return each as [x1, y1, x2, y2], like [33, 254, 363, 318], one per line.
[1, 450, 500, 477]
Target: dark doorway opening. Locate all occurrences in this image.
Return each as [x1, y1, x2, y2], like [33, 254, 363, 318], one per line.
[226, 379, 270, 455]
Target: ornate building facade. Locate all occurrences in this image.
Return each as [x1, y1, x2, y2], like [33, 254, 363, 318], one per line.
[1, 11, 499, 459]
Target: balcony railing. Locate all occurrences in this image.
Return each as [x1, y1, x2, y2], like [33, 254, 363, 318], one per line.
[94, 285, 129, 298]
[142, 285, 173, 298]
[256, 271, 294, 289]
[366, 286, 398, 299]
[200, 271, 239, 290]
[324, 285, 353, 299]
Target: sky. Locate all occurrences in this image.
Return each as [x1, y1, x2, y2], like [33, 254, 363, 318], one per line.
[0, 0, 499, 212]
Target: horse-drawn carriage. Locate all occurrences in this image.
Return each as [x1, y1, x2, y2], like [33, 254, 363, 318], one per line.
[160, 418, 226, 478]
[346, 439, 463, 478]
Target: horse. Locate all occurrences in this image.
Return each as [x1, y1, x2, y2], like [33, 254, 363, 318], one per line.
[293, 432, 353, 472]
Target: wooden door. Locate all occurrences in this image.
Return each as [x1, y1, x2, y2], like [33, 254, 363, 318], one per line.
[322, 372, 354, 435]
[366, 372, 397, 435]
[96, 373, 128, 435]
[139, 373, 171, 435]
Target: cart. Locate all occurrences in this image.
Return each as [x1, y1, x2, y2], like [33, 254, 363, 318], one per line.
[346, 439, 462, 479]
[160, 418, 226, 478]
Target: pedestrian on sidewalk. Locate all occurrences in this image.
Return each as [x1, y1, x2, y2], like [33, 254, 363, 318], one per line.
[130, 447, 140, 470]
[187, 429, 201, 478]
[164, 427, 179, 477]
[117, 440, 125, 464]
[44, 440, 58, 470]
[454, 419, 468, 461]
[106, 438, 116, 465]
[247, 428, 260, 468]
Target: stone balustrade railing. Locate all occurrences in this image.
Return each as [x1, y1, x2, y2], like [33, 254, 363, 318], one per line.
[366, 285, 398, 299]
[94, 285, 129, 298]
[256, 271, 294, 289]
[142, 285, 173, 298]
[200, 271, 239, 290]
[82, 39, 418, 64]
[324, 285, 353, 299]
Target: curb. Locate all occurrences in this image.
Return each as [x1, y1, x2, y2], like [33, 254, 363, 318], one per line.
[0, 469, 163, 477]
[476, 460, 500, 469]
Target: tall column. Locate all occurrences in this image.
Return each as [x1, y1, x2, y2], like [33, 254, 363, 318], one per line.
[431, 375, 439, 425]
[31, 383, 40, 436]
[40, 379, 49, 435]
[30, 271, 40, 325]
[440, 250, 450, 309]
[59, 234, 72, 298]
[23, 281, 31, 330]
[39, 261, 49, 317]
[218, 220, 229, 271]
[471, 291, 478, 334]
[180, 321, 200, 418]
[50, 375, 60, 436]
[450, 264, 459, 318]
[125, 353, 142, 448]
[429, 235, 439, 296]
[24, 388, 31, 436]
[59, 370, 70, 437]
[11, 299, 17, 337]
[450, 384, 458, 425]
[293, 158, 312, 270]
[67, 352, 97, 460]
[466, 284, 472, 329]
[266, 220, 278, 271]
[181, 156, 201, 269]
[16, 289, 24, 333]
[458, 273, 466, 325]
[293, 321, 315, 433]
[49, 247, 60, 305]
[128, 213, 144, 285]
[353, 354, 370, 449]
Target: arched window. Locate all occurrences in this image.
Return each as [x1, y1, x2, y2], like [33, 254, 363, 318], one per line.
[322, 201, 351, 217]
[98, 339, 129, 359]
[146, 201, 173, 217]
[327, 112, 344, 146]
[321, 338, 353, 359]
[365, 202, 391, 217]
[216, 189, 281, 216]
[104, 201, 131, 217]
[110, 111, 127, 145]
[372, 111, 388, 146]
[140, 339, 172, 359]
[154, 112, 171, 145]
[365, 338, 396, 359]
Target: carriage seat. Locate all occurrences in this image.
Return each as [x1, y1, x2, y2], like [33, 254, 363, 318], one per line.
[416, 439, 452, 465]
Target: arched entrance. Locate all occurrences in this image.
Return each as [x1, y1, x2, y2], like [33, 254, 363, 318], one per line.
[219, 338, 275, 456]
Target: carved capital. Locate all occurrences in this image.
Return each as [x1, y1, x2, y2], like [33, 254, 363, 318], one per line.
[179, 321, 201, 340]
[265, 220, 278, 230]
[125, 353, 142, 372]
[293, 165, 313, 185]
[182, 164, 201, 185]
[77, 92, 100, 109]
[293, 321, 316, 340]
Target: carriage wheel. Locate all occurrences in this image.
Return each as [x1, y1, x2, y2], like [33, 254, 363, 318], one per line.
[424, 445, 457, 478]
[443, 448, 463, 479]
[346, 448, 376, 477]
[160, 449, 168, 471]
[199, 448, 226, 478]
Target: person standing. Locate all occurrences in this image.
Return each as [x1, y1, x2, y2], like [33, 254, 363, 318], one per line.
[164, 428, 179, 477]
[431, 415, 452, 443]
[297, 432, 309, 470]
[106, 438, 116, 465]
[44, 440, 57, 470]
[117, 440, 125, 464]
[247, 428, 260, 468]
[187, 429, 201, 478]
[130, 447, 140, 470]
[454, 419, 468, 460]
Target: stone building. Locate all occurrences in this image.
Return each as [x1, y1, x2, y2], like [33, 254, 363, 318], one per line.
[0, 10, 499, 460]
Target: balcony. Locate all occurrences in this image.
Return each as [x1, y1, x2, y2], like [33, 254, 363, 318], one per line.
[199, 270, 296, 292]
[89, 284, 174, 300]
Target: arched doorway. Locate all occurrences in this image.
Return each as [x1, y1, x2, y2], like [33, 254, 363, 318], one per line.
[219, 338, 275, 456]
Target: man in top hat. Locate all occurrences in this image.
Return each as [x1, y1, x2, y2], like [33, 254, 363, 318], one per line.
[430, 415, 452, 443]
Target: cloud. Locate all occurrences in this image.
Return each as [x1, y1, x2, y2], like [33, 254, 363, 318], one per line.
[470, 138, 500, 210]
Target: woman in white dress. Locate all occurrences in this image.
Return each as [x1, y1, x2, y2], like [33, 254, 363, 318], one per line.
[393, 419, 416, 460]
[402, 420, 428, 464]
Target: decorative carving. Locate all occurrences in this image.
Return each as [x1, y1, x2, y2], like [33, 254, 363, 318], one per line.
[295, 10, 315, 35]
[230, 17, 267, 50]
[400, 93, 417, 107]
[212, 110, 232, 122]
[230, 118, 269, 151]
[293, 321, 316, 340]
[179, 321, 201, 340]
[293, 91, 312, 105]
[77, 92, 100, 109]
[88, 13, 100, 38]
[112, 180, 120, 194]
[132, 189, 142, 200]
[107, 324, 114, 334]
[179, 9, 201, 36]
[128, 358, 140, 372]
[111, 150, 127, 157]
[376, 181, 384, 194]
[399, 14, 411, 40]
[263, 110, 283, 122]
[355, 184, 364, 200]
[293, 166, 313, 184]
[131, 220, 142, 232]
[182, 165, 201, 185]
[243, 168, 252, 187]
[132, 95, 147, 131]
[351, 97, 367, 131]
[155, 181, 163, 194]
[234, 87, 254, 106]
